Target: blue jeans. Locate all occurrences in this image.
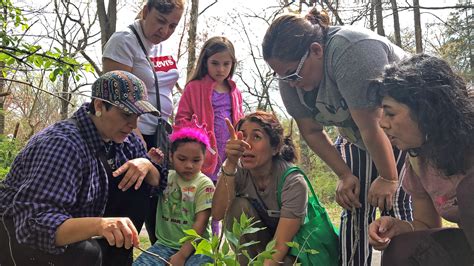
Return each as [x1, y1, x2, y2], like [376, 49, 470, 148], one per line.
[133, 243, 212, 265]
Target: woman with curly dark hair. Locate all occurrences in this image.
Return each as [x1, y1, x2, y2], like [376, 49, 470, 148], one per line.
[368, 54, 474, 265]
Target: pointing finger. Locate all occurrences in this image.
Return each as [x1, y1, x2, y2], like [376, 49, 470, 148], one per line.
[225, 118, 237, 140]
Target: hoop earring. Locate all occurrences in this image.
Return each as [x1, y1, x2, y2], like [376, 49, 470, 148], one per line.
[96, 111, 102, 117]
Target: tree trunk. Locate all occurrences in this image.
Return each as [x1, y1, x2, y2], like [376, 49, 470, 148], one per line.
[186, 0, 199, 81]
[374, 0, 385, 36]
[0, 5, 7, 134]
[390, 0, 401, 47]
[0, 61, 5, 135]
[97, 0, 117, 54]
[413, 0, 423, 53]
[60, 74, 70, 119]
[369, 1, 375, 31]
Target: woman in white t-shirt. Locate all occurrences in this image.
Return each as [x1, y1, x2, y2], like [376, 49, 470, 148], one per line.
[102, 0, 185, 245]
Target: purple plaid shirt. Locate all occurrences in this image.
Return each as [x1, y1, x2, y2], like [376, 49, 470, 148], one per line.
[0, 104, 157, 254]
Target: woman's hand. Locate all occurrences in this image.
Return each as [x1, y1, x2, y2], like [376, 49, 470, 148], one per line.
[113, 158, 155, 190]
[98, 217, 139, 249]
[368, 216, 405, 250]
[336, 174, 362, 210]
[224, 118, 250, 166]
[368, 177, 398, 211]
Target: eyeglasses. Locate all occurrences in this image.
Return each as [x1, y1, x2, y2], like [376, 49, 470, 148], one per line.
[273, 51, 309, 83]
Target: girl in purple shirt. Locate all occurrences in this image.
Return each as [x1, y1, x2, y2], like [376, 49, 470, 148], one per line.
[175, 36, 244, 235]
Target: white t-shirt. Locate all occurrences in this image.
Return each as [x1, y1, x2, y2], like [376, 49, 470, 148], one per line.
[103, 20, 179, 135]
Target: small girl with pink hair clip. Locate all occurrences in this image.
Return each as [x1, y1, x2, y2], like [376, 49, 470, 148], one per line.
[135, 127, 214, 265]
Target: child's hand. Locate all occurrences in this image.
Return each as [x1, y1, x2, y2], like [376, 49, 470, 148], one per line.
[224, 118, 250, 165]
[147, 147, 164, 164]
[169, 252, 186, 266]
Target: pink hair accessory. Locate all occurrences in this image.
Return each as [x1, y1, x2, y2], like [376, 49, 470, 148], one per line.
[172, 115, 216, 155]
[170, 127, 211, 151]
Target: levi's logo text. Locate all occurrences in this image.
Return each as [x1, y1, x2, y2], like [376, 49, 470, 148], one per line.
[150, 56, 177, 72]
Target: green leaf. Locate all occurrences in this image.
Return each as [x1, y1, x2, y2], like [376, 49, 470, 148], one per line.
[225, 230, 239, 247]
[43, 60, 52, 69]
[33, 56, 43, 68]
[0, 53, 10, 61]
[6, 57, 15, 65]
[286, 241, 300, 249]
[304, 248, 319, 254]
[232, 218, 241, 236]
[240, 212, 248, 227]
[222, 241, 230, 255]
[240, 240, 259, 248]
[49, 71, 56, 82]
[241, 226, 265, 235]
[84, 63, 94, 73]
[222, 258, 237, 266]
[178, 235, 196, 244]
[182, 229, 201, 238]
[256, 250, 274, 260]
[241, 249, 251, 260]
[265, 239, 276, 251]
[194, 240, 213, 257]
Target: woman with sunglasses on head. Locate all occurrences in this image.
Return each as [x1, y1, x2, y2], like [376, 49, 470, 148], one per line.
[262, 7, 413, 266]
[368, 54, 474, 266]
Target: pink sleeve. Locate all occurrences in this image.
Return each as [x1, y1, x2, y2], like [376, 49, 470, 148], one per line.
[232, 87, 244, 126]
[402, 161, 430, 199]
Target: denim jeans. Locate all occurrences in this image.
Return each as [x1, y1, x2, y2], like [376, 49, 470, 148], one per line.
[133, 243, 212, 265]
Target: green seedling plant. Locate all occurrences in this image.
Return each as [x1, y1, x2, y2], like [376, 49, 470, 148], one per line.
[180, 213, 276, 266]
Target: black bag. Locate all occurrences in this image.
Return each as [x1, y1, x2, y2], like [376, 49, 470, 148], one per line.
[154, 117, 172, 164]
[129, 25, 171, 165]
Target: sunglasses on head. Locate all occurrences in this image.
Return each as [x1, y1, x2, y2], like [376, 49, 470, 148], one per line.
[273, 50, 309, 83]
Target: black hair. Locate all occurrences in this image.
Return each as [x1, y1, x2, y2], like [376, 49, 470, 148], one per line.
[236, 111, 298, 163]
[146, 0, 184, 14]
[88, 99, 112, 115]
[262, 7, 330, 62]
[369, 54, 474, 175]
[170, 137, 206, 155]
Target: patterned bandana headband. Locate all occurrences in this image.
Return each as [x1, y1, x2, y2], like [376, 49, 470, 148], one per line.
[170, 127, 211, 151]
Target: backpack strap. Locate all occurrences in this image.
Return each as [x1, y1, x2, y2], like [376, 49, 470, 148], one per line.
[277, 166, 320, 209]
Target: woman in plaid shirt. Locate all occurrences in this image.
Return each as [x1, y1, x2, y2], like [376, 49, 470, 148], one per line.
[0, 71, 165, 266]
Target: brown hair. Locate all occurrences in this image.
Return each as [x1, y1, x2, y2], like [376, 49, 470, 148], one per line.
[262, 7, 330, 62]
[236, 111, 297, 163]
[187, 36, 237, 83]
[146, 0, 184, 14]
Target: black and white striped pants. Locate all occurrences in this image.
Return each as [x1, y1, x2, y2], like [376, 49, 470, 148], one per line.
[335, 137, 413, 266]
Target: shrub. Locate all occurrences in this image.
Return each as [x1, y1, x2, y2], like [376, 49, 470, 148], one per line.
[0, 135, 22, 181]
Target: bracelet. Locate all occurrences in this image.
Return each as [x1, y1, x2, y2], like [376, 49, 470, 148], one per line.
[402, 220, 415, 232]
[220, 165, 237, 176]
[378, 176, 398, 184]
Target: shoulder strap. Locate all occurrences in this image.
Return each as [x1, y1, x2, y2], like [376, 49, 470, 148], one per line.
[128, 24, 162, 113]
[277, 166, 319, 209]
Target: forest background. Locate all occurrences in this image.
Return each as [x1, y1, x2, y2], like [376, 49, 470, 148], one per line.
[0, 0, 472, 254]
